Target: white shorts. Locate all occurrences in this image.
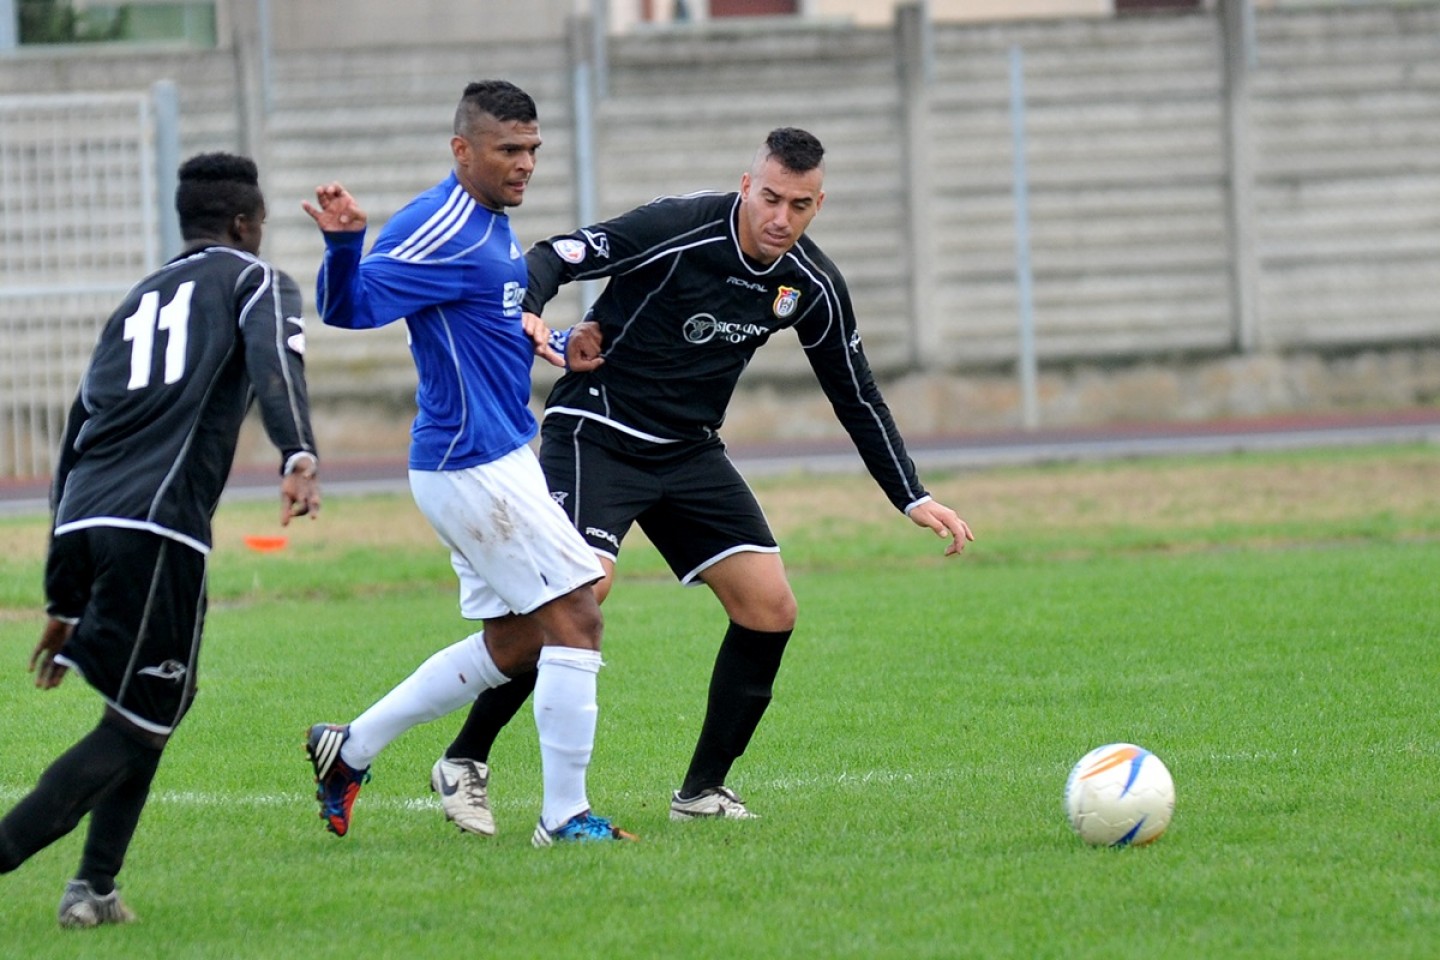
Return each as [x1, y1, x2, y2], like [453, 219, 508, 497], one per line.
[409, 446, 603, 620]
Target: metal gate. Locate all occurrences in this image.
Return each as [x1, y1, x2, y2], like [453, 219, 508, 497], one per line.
[0, 84, 178, 478]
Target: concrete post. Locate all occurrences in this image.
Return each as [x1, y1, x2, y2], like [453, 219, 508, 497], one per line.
[568, 15, 600, 311]
[1220, 0, 1262, 352]
[231, 0, 268, 174]
[0, 0, 16, 51]
[896, 3, 938, 371]
[153, 80, 183, 262]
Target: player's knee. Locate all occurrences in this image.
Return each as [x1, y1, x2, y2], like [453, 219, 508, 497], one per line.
[542, 586, 604, 650]
[730, 586, 797, 633]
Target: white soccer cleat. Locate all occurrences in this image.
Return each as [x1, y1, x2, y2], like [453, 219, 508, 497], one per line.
[669, 785, 758, 821]
[430, 756, 497, 837]
[58, 880, 137, 929]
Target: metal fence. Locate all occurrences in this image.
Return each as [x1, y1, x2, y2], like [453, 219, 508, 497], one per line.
[0, 84, 179, 478]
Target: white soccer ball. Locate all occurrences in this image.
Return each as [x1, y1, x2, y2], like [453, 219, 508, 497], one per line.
[1064, 743, 1175, 847]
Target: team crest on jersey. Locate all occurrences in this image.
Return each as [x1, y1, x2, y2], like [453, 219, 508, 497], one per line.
[773, 286, 801, 318]
[554, 238, 587, 264]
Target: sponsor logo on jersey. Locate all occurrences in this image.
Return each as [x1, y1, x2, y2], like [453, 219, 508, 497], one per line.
[503, 281, 524, 314]
[550, 490, 569, 507]
[773, 286, 801, 318]
[554, 238, 587, 263]
[849, 328, 862, 353]
[510, 241, 523, 259]
[581, 229, 610, 258]
[726, 276, 767, 293]
[585, 526, 621, 550]
[682, 313, 770, 345]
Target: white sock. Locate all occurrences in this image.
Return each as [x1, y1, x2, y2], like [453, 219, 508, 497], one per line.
[534, 646, 603, 830]
[341, 631, 508, 770]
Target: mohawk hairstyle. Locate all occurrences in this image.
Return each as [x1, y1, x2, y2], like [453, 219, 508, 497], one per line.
[175, 152, 263, 241]
[764, 127, 825, 174]
[454, 80, 538, 136]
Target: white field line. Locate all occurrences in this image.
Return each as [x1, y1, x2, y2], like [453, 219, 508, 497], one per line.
[4, 747, 1432, 810]
[0, 769, 924, 811]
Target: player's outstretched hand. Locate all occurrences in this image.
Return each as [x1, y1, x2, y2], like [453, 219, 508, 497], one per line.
[30, 617, 74, 689]
[907, 499, 974, 557]
[524, 312, 566, 368]
[280, 455, 321, 526]
[302, 182, 367, 233]
[567, 321, 605, 372]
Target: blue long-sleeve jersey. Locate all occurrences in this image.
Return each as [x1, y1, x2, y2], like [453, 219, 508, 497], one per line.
[316, 172, 536, 470]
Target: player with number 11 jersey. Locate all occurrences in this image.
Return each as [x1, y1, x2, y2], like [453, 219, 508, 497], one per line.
[52, 247, 315, 553]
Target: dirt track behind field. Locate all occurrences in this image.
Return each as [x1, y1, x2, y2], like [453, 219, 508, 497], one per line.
[4, 410, 1439, 549]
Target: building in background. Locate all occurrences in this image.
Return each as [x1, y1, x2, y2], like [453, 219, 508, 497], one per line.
[4, 0, 1287, 51]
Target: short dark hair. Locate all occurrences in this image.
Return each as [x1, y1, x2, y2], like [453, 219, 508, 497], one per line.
[764, 127, 825, 174]
[175, 152, 263, 241]
[454, 80, 538, 137]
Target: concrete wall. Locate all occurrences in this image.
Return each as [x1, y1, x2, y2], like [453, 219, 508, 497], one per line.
[2, 3, 1438, 472]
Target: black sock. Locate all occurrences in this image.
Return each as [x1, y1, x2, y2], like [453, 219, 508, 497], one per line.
[446, 668, 538, 762]
[679, 622, 792, 798]
[0, 719, 161, 875]
[78, 734, 162, 895]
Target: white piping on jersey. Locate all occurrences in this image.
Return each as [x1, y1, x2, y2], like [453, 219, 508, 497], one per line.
[784, 249, 837, 348]
[544, 406, 682, 444]
[246, 262, 311, 450]
[724, 194, 790, 277]
[432, 304, 469, 470]
[151, 258, 264, 526]
[390, 184, 476, 261]
[567, 227, 725, 282]
[790, 241, 924, 505]
[604, 254, 686, 355]
[53, 516, 211, 556]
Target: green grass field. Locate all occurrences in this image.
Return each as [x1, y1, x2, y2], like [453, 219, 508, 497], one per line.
[1, 444, 1437, 958]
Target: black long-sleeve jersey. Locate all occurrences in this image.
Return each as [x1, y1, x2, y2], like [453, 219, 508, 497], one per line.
[526, 190, 929, 513]
[51, 245, 317, 554]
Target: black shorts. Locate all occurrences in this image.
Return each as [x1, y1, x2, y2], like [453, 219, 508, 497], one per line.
[46, 526, 207, 736]
[540, 415, 778, 584]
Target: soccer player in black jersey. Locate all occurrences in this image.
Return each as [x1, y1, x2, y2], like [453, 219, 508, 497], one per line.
[424, 127, 973, 827]
[0, 153, 319, 927]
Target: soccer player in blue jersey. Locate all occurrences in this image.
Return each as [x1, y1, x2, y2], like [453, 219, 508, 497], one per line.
[435, 127, 974, 828]
[326, 128, 973, 837]
[300, 80, 633, 845]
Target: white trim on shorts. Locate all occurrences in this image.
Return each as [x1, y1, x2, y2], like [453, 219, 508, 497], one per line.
[680, 543, 781, 587]
[51, 656, 180, 736]
[409, 445, 604, 620]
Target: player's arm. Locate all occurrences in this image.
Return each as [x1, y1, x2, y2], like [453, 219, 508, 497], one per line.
[306, 182, 477, 330]
[240, 269, 321, 524]
[306, 182, 381, 329]
[797, 280, 973, 555]
[523, 195, 709, 314]
[48, 391, 90, 514]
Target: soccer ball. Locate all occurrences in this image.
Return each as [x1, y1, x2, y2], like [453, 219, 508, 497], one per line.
[1064, 743, 1175, 847]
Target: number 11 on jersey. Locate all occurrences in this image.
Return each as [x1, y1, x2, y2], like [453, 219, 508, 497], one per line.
[123, 280, 194, 390]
